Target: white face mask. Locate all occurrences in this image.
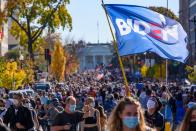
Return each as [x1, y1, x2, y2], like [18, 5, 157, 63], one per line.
[24, 103, 31, 108]
[90, 103, 95, 108]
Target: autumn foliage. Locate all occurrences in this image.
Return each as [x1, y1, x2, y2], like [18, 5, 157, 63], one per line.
[0, 61, 26, 90]
[51, 41, 66, 82]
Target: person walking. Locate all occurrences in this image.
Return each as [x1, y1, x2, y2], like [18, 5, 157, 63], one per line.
[51, 96, 84, 131]
[82, 97, 100, 131]
[3, 93, 34, 131]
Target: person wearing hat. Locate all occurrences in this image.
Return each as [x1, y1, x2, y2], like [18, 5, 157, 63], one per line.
[144, 97, 164, 131]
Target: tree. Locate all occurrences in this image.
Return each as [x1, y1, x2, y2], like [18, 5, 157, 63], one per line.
[4, 49, 20, 60]
[186, 66, 196, 84]
[153, 63, 166, 80]
[23, 59, 34, 84]
[0, 61, 26, 90]
[1, 0, 72, 59]
[51, 41, 65, 81]
[141, 64, 148, 77]
[149, 6, 179, 21]
[64, 50, 79, 75]
[33, 33, 61, 71]
[148, 7, 178, 80]
[0, 57, 6, 87]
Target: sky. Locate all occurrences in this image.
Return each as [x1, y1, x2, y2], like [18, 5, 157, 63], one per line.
[60, 0, 179, 43]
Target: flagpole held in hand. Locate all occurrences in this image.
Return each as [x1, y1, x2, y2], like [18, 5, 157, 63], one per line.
[101, 0, 131, 97]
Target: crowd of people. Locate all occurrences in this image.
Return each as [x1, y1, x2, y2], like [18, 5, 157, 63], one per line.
[0, 68, 196, 131]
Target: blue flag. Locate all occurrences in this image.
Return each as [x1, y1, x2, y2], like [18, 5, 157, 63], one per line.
[105, 4, 189, 63]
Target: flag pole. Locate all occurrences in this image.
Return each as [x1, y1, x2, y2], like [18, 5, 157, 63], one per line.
[165, 0, 168, 85]
[101, 0, 131, 97]
[166, 59, 168, 84]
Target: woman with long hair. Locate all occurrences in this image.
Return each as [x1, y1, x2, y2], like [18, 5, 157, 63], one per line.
[97, 105, 107, 131]
[82, 97, 100, 131]
[179, 106, 196, 131]
[107, 97, 153, 131]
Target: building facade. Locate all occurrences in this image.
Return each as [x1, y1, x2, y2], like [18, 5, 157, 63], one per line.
[0, 0, 19, 56]
[77, 43, 114, 70]
[179, 0, 196, 65]
[0, 0, 8, 56]
[189, 0, 196, 65]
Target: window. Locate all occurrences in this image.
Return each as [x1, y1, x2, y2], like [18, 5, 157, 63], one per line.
[95, 55, 103, 65]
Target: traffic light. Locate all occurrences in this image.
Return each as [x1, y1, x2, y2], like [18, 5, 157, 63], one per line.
[45, 48, 51, 65]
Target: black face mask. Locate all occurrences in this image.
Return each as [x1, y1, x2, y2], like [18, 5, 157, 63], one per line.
[190, 121, 196, 131]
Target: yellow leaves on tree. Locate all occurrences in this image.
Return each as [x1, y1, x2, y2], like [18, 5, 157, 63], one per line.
[51, 41, 65, 82]
[186, 66, 196, 84]
[0, 62, 26, 90]
[153, 63, 166, 80]
[64, 51, 79, 75]
[141, 64, 148, 77]
[23, 60, 34, 84]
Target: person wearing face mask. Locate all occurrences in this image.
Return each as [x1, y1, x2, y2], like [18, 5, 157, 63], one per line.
[51, 96, 84, 131]
[107, 97, 153, 131]
[0, 99, 7, 120]
[24, 99, 40, 131]
[3, 93, 34, 131]
[82, 97, 100, 131]
[160, 93, 173, 127]
[179, 106, 196, 131]
[144, 97, 164, 131]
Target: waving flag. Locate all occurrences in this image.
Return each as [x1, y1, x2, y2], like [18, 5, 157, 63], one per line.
[105, 4, 189, 63]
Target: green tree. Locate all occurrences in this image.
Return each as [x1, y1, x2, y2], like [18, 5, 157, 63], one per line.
[186, 66, 196, 84]
[1, 0, 72, 60]
[4, 49, 20, 60]
[149, 6, 179, 21]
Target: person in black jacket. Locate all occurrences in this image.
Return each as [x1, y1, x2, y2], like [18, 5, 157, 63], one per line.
[0, 123, 10, 131]
[3, 93, 34, 131]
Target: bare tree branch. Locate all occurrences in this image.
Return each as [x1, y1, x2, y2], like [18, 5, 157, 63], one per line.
[10, 13, 28, 35]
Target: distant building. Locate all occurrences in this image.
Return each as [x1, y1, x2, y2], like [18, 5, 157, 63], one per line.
[0, 0, 8, 56]
[0, 0, 19, 56]
[77, 43, 114, 70]
[179, 0, 196, 65]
